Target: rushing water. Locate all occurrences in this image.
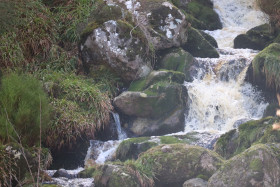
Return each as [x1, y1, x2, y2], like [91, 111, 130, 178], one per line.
[112, 112, 127, 140]
[184, 0, 269, 133]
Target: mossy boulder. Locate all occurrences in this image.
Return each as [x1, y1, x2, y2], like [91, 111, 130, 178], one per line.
[136, 144, 224, 186]
[234, 24, 277, 50]
[112, 0, 189, 50]
[157, 48, 194, 81]
[198, 30, 218, 48]
[115, 137, 158, 161]
[93, 164, 151, 187]
[115, 134, 198, 161]
[247, 43, 280, 91]
[114, 71, 187, 136]
[80, 19, 151, 82]
[214, 117, 280, 159]
[182, 27, 219, 58]
[183, 0, 222, 30]
[208, 144, 280, 187]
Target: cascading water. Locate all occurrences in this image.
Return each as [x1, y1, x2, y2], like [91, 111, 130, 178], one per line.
[205, 0, 269, 48]
[184, 0, 269, 132]
[112, 112, 127, 140]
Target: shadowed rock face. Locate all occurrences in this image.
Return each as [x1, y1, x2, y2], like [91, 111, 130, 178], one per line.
[209, 144, 280, 187]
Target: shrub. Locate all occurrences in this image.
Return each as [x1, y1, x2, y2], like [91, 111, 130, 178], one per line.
[0, 73, 51, 147]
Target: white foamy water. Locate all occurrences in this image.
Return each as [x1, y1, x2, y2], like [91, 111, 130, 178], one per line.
[205, 0, 269, 47]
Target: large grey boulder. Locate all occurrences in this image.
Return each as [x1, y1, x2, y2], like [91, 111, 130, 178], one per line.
[80, 20, 151, 82]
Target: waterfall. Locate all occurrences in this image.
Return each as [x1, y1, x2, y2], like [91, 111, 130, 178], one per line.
[112, 112, 127, 140]
[184, 0, 269, 132]
[205, 0, 269, 48]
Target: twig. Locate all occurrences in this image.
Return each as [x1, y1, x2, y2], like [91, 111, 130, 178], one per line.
[4, 108, 36, 186]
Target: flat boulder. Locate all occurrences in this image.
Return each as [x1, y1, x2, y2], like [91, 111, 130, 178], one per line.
[137, 144, 224, 186]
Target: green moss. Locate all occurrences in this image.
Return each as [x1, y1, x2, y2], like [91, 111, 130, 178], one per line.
[78, 167, 96, 178]
[115, 137, 157, 161]
[185, 1, 222, 30]
[249, 159, 263, 172]
[160, 136, 183, 144]
[196, 174, 209, 181]
[129, 70, 185, 92]
[252, 43, 280, 90]
[183, 27, 219, 58]
[215, 117, 280, 159]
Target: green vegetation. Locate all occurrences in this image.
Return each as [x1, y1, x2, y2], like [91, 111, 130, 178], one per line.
[214, 117, 280, 159]
[252, 43, 280, 90]
[0, 73, 51, 147]
[39, 72, 113, 150]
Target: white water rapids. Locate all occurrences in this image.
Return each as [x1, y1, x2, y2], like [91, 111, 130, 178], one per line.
[184, 0, 269, 133]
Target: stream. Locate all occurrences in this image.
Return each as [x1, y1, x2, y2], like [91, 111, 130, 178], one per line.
[46, 0, 270, 186]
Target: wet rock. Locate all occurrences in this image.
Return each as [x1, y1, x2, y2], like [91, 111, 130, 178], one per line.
[53, 169, 71, 179]
[208, 144, 280, 187]
[137, 144, 224, 186]
[234, 24, 276, 50]
[182, 27, 219, 58]
[183, 178, 208, 187]
[158, 48, 194, 81]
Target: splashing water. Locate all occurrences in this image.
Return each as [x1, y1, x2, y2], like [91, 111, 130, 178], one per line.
[185, 0, 269, 132]
[205, 0, 269, 47]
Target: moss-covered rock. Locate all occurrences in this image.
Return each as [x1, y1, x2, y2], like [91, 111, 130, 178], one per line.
[183, 0, 222, 30]
[93, 164, 152, 187]
[129, 70, 186, 91]
[234, 24, 276, 50]
[115, 137, 157, 161]
[198, 30, 218, 48]
[136, 144, 224, 186]
[114, 74, 187, 136]
[208, 144, 280, 187]
[249, 43, 280, 91]
[182, 27, 219, 58]
[115, 134, 200, 162]
[80, 19, 151, 82]
[157, 48, 194, 81]
[214, 117, 280, 159]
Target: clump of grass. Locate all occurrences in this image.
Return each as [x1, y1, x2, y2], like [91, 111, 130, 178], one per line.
[41, 72, 113, 150]
[0, 73, 51, 147]
[0, 0, 56, 70]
